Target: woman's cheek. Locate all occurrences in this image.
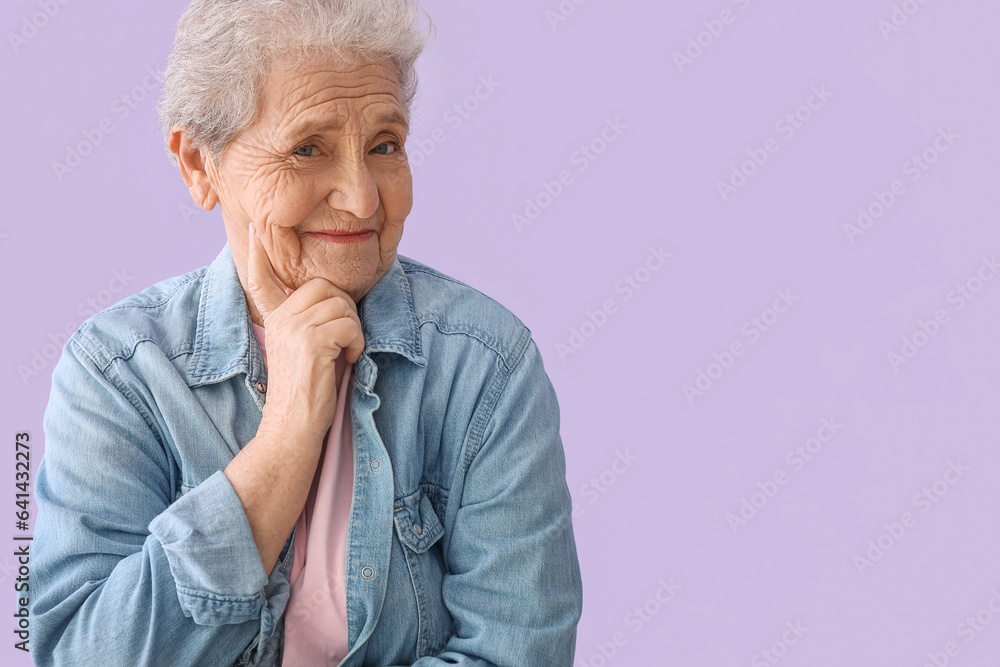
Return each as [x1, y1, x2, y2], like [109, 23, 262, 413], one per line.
[252, 169, 306, 225]
[378, 220, 406, 262]
[381, 166, 413, 219]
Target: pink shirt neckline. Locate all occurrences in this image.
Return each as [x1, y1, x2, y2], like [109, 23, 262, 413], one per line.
[251, 322, 355, 665]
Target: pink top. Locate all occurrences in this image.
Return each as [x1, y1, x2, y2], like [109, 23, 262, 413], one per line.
[251, 322, 355, 666]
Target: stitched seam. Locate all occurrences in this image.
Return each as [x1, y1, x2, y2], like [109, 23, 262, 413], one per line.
[76, 326, 196, 373]
[418, 319, 513, 373]
[87, 272, 203, 315]
[461, 329, 533, 470]
[73, 341, 166, 454]
[176, 585, 265, 604]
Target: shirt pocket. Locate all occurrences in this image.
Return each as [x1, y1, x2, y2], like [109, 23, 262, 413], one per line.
[393, 486, 450, 657]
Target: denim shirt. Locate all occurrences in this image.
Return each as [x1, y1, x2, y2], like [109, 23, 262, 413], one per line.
[30, 243, 583, 667]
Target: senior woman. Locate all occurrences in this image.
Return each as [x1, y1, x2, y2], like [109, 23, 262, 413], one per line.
[30, 1, 582, 665]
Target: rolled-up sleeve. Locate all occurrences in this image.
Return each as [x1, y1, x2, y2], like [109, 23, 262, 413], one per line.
[394, 336, 584, 666]
[148, 470, 270, 625]
[30, 335, 288, 667]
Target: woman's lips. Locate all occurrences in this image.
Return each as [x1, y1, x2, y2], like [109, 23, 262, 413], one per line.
[304, 230, 374, 243]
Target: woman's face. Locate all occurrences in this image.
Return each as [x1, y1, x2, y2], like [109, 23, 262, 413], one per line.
[204, 58, 412, 306]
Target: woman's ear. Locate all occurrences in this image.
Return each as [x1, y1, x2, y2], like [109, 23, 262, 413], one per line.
[168, 125, 220, 211]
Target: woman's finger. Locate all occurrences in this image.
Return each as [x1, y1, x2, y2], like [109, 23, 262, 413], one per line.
[300, 295, 363, 332]
[315, 317, 366, 365]
[246, 224, 290, 323]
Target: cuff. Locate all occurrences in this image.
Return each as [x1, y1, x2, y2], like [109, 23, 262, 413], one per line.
[149, 470, 269, 626]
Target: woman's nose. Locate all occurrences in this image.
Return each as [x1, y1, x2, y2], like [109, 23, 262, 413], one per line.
[325, 157, 379, 220]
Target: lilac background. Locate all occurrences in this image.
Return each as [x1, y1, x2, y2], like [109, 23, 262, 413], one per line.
[3, 1, 1000, 665]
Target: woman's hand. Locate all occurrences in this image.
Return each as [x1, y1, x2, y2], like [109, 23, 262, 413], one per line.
[247, 223, 365, 444]
[224, 223, 367, 576]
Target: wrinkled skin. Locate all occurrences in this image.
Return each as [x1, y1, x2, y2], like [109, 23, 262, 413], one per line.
[171, 57, 413, 325]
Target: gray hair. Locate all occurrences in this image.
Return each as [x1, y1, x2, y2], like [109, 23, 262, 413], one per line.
[157, 0, 433, 166]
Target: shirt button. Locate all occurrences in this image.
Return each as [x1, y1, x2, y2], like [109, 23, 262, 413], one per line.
[371, 458, 381, 471]
[361, 566, 375, 579]
[412, 523, 422, 535]
[255, 381, 266, 393]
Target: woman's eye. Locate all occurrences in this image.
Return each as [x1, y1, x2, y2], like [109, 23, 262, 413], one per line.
[294, 145, 319, 157]
[371, 142, 396, 155]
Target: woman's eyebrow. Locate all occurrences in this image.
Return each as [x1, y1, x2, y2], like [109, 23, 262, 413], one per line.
[285, 109, 409, 139]
[373, 109, 408, 132]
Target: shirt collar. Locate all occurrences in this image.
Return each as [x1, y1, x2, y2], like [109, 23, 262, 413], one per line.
[187, 242, 425, 387]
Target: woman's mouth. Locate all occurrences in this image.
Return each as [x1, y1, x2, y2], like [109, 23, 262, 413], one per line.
[304, 229, 374, 243]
